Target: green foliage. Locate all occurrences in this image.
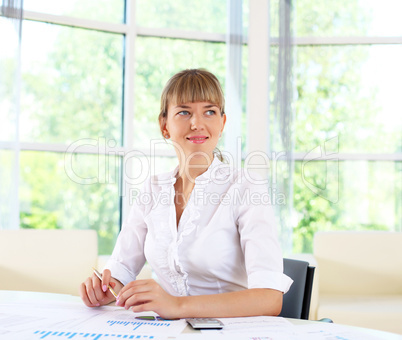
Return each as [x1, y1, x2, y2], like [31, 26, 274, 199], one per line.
[136, 0, 226, 33]
[23, 0, 124, 23]
[5, 1, 399, 256]
[19, 150, 120, 255]
[294, 0, 373, 36]
[293, 44, 398, 153]
[20, 208, 60, 230]
[21, 22, 123, 144]
[292, 159, 400, 253]
[17, 3, 125, 254]
[270, 1, 400, 253]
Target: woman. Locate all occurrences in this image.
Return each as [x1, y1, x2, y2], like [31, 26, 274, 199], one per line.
[79, 69, 292, 319]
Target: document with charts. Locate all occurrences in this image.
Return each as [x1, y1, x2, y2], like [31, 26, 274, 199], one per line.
[0, 300, 186, 339]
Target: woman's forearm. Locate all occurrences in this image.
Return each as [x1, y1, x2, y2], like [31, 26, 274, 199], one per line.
[176, 288, 283, 318]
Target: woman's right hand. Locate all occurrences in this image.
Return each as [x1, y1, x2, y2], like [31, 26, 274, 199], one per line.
[79, 269, 122, 307]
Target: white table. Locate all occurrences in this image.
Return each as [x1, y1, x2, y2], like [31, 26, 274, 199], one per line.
[1, 291, 401, 339]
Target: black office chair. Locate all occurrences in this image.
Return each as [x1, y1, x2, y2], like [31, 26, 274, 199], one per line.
[279, 258, 315, 320]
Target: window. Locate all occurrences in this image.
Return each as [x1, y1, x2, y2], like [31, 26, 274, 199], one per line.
[2, 1, 400, 255]
[270, 0, 402, 252]
[11, 1, 126, 254]
[1, 1, 249, 255]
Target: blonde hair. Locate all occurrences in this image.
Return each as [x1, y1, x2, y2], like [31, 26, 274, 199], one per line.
[158, 68, 225, 135]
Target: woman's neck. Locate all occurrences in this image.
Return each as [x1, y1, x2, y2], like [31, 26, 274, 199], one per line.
[176, 154, 213, 188]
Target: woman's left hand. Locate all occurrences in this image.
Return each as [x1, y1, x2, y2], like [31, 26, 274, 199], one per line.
[116, 279, 181, 319]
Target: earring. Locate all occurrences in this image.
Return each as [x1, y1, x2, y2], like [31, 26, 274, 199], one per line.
[165, 134, 170, 139]
[219, 133, 222, 137]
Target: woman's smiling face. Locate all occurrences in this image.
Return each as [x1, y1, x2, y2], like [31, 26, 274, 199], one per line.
[163, 101, 226, 160]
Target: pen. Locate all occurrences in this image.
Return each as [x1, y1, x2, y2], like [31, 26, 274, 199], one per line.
[92, 267, 118, 299]
[135, 316, 172, 321]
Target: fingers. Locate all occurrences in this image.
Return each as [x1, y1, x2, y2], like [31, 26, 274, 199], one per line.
[113, 280, 177, 319]
[131, 301, 154, 313]
[101, 269, 112, 293]
[92, 273, 105, 303]
[79, 276, 101, 307]
[79, 274, 112, 307]
[116, 280, 163, 310]
[118, 279, 150, 297]
[125, 292, 153, 310]
[118, 288, 153, 309]
[79, 281, 93, 307]
[117, 280, 152, 304]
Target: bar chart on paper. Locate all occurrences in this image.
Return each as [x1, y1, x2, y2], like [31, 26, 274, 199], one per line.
[26, 317, 184, 339]
[106, 319, 173, 332]
[32, 330, 159, 339]
[76, 315, 185, 335]
[0, 299, 187, 339]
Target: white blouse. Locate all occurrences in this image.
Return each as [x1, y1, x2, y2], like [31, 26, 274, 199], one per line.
[105, 157, 293, 296]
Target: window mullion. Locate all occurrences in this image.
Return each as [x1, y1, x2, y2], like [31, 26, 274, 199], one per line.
[23, 10, 128, 34]
[121, 0, 137, 223]
[247, 0, 270, 155]
[136, 26, 227, 43]
[270, 36, 402, 46]
[224, 0, 243, 163]
[293, 152, 402, 161]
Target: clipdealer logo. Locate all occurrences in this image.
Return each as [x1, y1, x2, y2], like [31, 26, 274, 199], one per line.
[64, 136, 340, 204]
[301, 136, 339, 203]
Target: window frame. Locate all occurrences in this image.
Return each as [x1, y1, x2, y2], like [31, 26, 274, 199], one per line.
[3, 1, 246, 229]
[2, 0, 401, 249]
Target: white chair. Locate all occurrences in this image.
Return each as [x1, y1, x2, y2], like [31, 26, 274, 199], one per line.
[0, 229, 98, 296]
[314, 231, 402, 334]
